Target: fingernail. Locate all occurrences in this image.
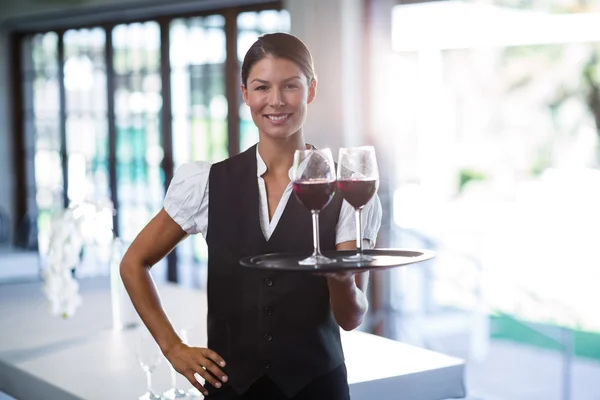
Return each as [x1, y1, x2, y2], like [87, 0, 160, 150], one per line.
[215, 382, 222, 388]
[222, 375, 228, 382]
[220, 361, 226, 367]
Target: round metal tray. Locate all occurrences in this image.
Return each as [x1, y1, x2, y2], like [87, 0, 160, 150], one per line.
[239, 248, 435, 272]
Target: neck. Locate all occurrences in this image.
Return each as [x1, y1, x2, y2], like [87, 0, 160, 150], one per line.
[257, 131, 307, 175]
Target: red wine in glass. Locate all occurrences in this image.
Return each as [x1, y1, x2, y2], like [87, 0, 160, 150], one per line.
[337, 146, 379, 263]
[293, 180, 337, 211]
[336, 179, 378, 210]
[292, 148, 337, 265]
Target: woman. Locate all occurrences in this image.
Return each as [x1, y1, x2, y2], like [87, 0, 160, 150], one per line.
[121, 32, 382, 400]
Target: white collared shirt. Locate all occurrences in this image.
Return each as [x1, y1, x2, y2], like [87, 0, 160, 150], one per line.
[164, 147, 382, 246]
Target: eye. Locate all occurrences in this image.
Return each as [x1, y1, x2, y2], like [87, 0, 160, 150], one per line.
[285, 83, 298, 89]
[254, 85, 267, 91]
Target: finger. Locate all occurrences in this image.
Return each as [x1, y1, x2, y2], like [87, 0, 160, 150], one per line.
[199, 357, 228, 384]
[193, 363, 225, 388]
[201, 348, 227, 368]
[184, 371, 208, 397]
[201, 349, 228, 382]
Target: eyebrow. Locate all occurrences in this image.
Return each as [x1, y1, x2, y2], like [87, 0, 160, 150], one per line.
[250, 76, 302, 85]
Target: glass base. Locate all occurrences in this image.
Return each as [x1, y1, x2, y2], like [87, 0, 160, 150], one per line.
[342, 253, 373, 263]
[298, 254, 336, 265]
[163, 387, 190, 399]
[139, 392, 163, 400]
[187, 388, 203, 399]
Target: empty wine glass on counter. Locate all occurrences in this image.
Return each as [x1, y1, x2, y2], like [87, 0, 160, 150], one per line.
[336, 146, 379, 262]
[163, 329, 190, 399]
[135, 327, 164, 400]
[292, 148, 338, 265]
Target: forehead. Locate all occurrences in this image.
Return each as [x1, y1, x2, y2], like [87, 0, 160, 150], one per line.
[248, 56, 305, 81]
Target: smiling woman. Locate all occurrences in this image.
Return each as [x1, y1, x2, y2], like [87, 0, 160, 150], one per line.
[120, 32, 382, 400]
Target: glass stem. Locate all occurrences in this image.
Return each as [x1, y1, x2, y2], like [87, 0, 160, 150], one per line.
[145, 370, 153, 393]
[170, 365, 177, 387]
[311, 210, 321, 257]
[355, 208, 363, 257]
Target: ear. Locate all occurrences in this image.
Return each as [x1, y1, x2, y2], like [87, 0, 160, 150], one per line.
[241, 83, 250, 105]
[307, 78, 317, 104]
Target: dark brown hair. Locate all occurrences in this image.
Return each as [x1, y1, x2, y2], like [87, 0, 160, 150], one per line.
[241, 32, 316, 87]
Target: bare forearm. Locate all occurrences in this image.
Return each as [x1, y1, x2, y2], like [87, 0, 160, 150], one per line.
[120, 261, 181, 354]
[327, 278, 369, 331]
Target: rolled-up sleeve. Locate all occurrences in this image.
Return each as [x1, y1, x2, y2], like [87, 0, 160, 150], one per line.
[163, 161, 211, 236]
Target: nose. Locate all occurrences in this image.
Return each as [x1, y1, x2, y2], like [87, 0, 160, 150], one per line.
[268, 89, 285, 108]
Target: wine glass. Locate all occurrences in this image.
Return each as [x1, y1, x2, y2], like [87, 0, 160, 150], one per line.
[162, 329, 190, 399]
[292, 148, 337, 265]
[135, 327, 164, 400]
[337, 146, 379, 262]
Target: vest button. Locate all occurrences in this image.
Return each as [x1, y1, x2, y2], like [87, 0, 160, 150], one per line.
[262, 360, 271, 369]
[263, 307, 273, 316]
[264, 333, 273, 342]
[264, 278, 273, 287]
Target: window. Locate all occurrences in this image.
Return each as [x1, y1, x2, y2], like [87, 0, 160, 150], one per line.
[63, 28, 109, 212]
[22, 32, 61, 254]
[15, 3, 287, 285]
[113, 22, 163, 242]
[170, 15, 228, 168]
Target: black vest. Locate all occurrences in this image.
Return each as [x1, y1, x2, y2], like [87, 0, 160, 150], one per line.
[206, 145, 345, 397]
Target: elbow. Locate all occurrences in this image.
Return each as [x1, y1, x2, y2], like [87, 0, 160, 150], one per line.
[119, 259, 131, 282]
[337, 314, 365, 331]
[120, 252, 152, 286]
[119, 254, 139, 283]
[339, 319, 362, 332]
[335, 300, 369, 331]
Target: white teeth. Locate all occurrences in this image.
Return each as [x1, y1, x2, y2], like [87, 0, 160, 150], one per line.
[267, 114, 289, 121]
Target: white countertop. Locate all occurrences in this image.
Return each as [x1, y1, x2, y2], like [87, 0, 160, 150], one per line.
[0, 277, 465, 400]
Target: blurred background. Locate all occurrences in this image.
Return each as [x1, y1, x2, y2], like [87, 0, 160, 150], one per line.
[1, 0, 599, 399]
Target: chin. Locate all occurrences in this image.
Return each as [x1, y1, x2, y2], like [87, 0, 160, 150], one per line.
[261, 126, 301, 140]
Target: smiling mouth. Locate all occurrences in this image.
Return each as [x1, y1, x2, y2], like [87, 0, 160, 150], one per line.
[265, 113, 292, 122]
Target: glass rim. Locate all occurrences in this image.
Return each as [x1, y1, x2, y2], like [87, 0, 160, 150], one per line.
[338, 145, 375, 152]
[336, 175, 380, 180]
[292, 177, 337, 183]
[294, 147, 333, 155]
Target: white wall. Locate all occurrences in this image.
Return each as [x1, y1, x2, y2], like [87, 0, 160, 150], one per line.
[0, 33, 14, 242]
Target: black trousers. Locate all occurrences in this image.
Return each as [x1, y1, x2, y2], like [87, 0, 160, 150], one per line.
[206, 364, 350, 400]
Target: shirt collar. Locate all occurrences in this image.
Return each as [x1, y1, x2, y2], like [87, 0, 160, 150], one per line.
[256, 145, 268, 177]
[255, 144, 315, 180]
